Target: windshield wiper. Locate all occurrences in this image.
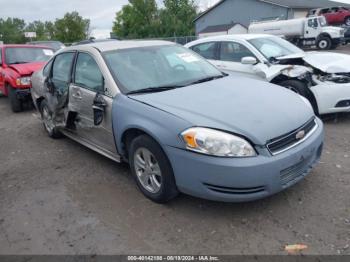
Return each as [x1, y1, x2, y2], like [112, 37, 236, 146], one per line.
[127, 85, 184, 95]
[187, 74, 226, 85]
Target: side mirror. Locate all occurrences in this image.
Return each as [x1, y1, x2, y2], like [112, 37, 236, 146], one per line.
[241, 56, 258, 65]
[92, 93, 107, 126]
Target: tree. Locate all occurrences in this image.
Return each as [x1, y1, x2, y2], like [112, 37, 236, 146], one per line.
[0, 18, 26, 43]
[159, 0, 198, 37]
[25, 21, 48, 40]
[113, 0, 160, 39]
[54, 12, 90, 43]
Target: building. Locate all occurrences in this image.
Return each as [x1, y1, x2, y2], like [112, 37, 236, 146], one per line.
[198, 23, 247, 38]
[194, 0, 350, 35]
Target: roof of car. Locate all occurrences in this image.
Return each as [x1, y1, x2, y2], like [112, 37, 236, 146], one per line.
[185, 34, 274, 46]
[64, 40, 176, 52]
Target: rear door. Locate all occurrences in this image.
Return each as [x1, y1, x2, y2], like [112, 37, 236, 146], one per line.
[190, 42, 219, 66]
[69, 52, 116, 154]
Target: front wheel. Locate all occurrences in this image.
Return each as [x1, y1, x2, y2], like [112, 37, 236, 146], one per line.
[7, 85, 22, 112]
[129, 135, 178, 203]
[316, 37, 332, 50]
[279, 80, 319, 114]
[40, 100, 63, 138]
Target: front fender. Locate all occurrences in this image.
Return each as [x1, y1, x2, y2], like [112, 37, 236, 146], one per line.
[112, 94, 192, 156]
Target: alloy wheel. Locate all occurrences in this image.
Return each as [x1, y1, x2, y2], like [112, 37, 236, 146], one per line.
[134, 147, 162, 193]
[42, 105, 54, 134]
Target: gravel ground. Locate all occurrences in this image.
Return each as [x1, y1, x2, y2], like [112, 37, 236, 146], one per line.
[0, 48, 350, 255]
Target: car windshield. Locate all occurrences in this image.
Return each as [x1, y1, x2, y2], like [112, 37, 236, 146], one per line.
[103, 45, 223, 94]
[5, 47, 54, 64]
[248, 37, 304, 60]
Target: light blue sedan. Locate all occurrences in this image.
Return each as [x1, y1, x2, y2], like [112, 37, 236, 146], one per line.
[31, 41, 324, 203]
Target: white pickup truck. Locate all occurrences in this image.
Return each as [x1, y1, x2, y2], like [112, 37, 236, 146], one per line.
[249, 16, 344, 50]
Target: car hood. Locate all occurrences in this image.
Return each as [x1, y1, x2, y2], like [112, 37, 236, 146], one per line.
[8, 62, 46, 76]
[303, 52, 350, 73]
[130, 76, 314, 145]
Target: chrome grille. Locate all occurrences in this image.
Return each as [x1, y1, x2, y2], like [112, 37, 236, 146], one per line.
[267, 118, 317, 155]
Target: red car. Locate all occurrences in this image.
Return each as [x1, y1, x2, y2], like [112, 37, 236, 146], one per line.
[0, 44, 54, 112]
[309, 7, 350, 26]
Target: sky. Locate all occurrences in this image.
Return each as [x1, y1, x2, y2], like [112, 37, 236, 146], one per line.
[0, 0, 350, 38]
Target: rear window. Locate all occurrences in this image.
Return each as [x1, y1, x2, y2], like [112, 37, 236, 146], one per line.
[5, 47, 54, 65]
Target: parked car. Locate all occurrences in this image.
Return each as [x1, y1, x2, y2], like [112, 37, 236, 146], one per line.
[27, 41, 66, 52]
[249, 16, 344, 50]
[0, 44, 54, 112]
[31, 41, 324, 203]
[71, 38, 119, 46]
[185, 34, 350, 115]
[308, 7, 350, 26]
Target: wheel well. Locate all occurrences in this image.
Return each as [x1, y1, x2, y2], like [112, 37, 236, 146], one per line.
[271, 78, 319, 115]
[271, 75, 289, 84]
[317, 33, 331, 40]
[121, 128, 148, 161]
[36, 96, 45, 112]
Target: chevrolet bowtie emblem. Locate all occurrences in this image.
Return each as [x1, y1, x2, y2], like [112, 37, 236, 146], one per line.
[296, 130, 306, 140]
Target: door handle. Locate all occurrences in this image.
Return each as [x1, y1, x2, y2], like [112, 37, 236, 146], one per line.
[72, 92, 82, 99]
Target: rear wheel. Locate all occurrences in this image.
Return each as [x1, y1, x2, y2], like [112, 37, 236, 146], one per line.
[7, 85, 22, 112]
[316, 36, 331, 50]
[129, 135, 178, 203]
[279, 80, 319, 114]
[40, 100, 63, 138]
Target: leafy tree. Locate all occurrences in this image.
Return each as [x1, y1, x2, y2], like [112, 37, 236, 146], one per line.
[25, 21, 48, 40]
[112, 0, 198, 39]
[0, 18, 26, 43]
[113, 0, 160, 38]
[54, 12, 90, 43]
[159, 0, 198, 37]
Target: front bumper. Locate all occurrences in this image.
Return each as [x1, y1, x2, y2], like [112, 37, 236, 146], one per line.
[164, 118, 324, 202]
[311, 82, 350, 114]
[15, 88, 31, 100]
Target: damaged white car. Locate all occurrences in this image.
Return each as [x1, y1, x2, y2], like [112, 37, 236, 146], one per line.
[185, 34, 350, 115]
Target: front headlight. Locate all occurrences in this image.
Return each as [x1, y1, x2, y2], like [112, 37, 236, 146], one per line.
[181, 127, 257, 157]
[16, 77, 31, 86]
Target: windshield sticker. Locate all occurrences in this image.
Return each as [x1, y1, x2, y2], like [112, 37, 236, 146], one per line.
[43, 49, 54, 56]
[177, 53, 199, 63]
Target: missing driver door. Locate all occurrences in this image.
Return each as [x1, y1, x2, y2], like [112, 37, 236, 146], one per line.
[68, 52, 116, 155]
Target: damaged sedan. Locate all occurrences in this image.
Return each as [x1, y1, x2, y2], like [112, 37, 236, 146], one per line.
[186, 34, 350, 114]
[31, 41, 324, 203]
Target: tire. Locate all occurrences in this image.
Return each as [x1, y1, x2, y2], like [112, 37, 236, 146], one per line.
[7, 85, 22, 112]
[279, 80, 319, 115]
[40, 100, 63, 138]
[316, 36, 332, 50]
[345, 17, 350, 26]
[129, 135, 178, 203]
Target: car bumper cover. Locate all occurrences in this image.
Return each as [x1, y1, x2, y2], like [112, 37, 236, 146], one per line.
[164, 118, 324, 202]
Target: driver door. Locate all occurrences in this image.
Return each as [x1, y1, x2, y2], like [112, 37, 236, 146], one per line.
[216, 41, 261, 79]
[68, 52, 116, 155]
